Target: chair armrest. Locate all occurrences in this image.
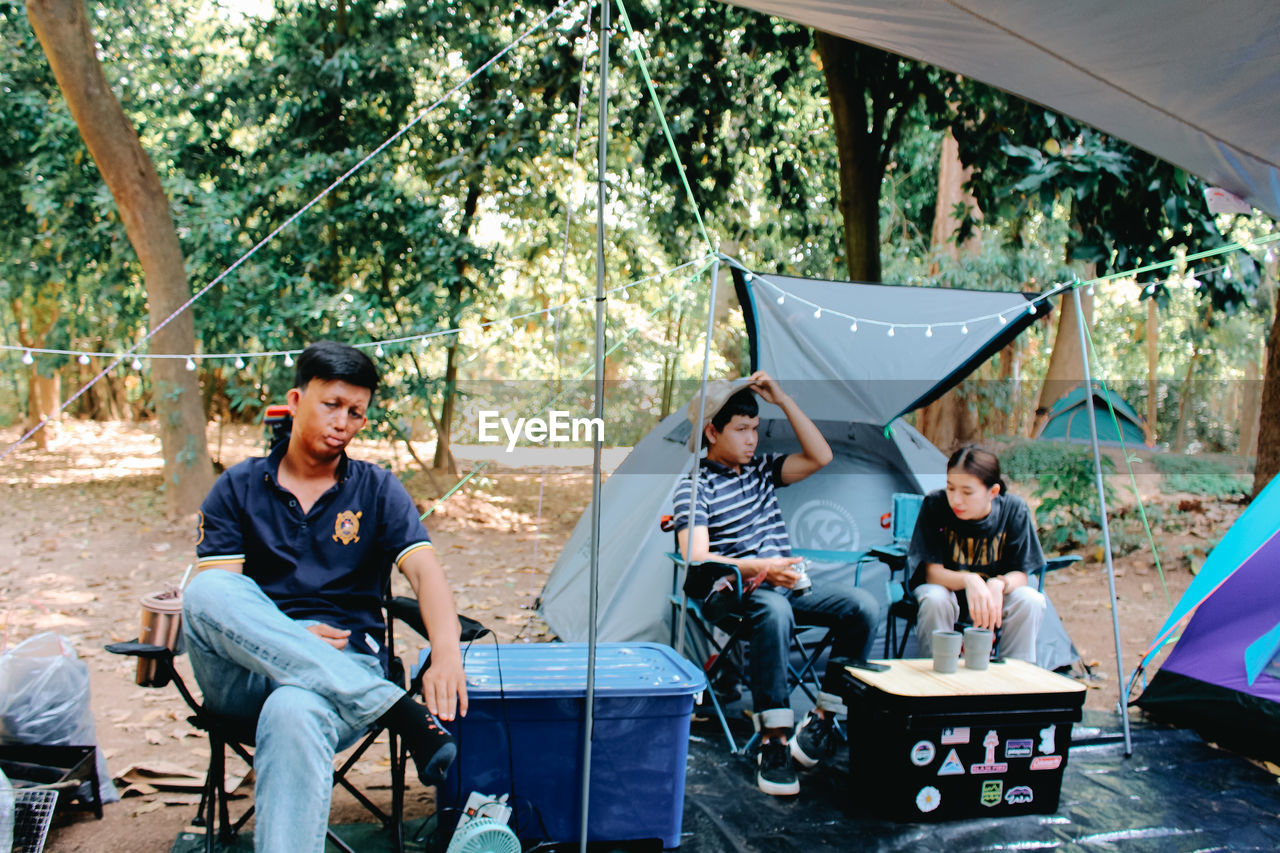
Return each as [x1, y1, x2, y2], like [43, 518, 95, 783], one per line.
[1033, 555, 1082, 591]
[105, 641, 171, 658]
[387, 597, 489, 643]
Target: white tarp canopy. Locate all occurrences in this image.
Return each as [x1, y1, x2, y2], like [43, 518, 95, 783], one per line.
[720, 0, 1280, 219]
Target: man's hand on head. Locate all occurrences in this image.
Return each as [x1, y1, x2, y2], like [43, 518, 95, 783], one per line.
[307, 623, 351, 650]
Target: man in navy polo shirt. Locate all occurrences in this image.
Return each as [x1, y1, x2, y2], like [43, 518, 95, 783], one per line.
[183, 341, 465, 852]
[672, 372, 877, 797]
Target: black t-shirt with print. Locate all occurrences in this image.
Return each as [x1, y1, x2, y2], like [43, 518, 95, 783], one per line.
[906, 489, 1045, 617]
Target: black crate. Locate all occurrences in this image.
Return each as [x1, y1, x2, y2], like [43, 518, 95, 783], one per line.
[839, 659, 1085, 821]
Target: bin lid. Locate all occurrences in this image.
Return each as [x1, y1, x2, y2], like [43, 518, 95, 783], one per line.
[457, 642, 706, 698]
[845, 658, 1086, 699]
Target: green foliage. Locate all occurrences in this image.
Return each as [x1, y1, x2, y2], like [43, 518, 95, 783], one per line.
[1151, 454, 1251, 497]
[1002, 440, 1114, 550]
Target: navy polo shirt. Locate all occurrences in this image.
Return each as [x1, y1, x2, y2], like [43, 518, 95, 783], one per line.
[195, 442, 433, 663]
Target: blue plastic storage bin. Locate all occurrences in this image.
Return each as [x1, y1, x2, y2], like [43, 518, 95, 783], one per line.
[431, 642, 705, 849]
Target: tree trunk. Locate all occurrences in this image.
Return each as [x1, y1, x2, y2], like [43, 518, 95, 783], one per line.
[27, 0, 213, 514]
[431, 338, 459, 475]
[1031, 269, 1095, 437]
[916, 124, 984, 448]
[1239, 355, 1261, 458]
[1253, 300, 1280, 496]
[1145, 296, 1159, 444]
[816, 32, 881, 282]
[1172, 307, 1212, 453]
[11, 291, 61, 451]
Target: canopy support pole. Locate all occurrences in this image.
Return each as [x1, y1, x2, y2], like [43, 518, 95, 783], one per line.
[1072, 286, 1132, 756]
[674, 254, 721, 657]
[579, 1, 610, 848]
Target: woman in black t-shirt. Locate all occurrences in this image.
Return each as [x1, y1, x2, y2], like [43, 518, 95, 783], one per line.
[907, 446, 1047, 664]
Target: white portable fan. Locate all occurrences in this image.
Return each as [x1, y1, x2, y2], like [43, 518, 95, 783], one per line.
[445, 816, 521, 853]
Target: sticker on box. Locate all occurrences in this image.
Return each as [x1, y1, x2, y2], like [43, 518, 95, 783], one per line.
[971, 730, 1009, 774]
[1038, 724, 1056, 754]
[980, 780, 1003, 807]
[940, 727, 970, 745]
[1030, 755, 1062, 771]
[910, 740, 936, 766]
[1005, 738, 1033, 758]
[1004, 785, 1034, 805]
[915, 785, 941, 813]
[937, 749, 965, 776]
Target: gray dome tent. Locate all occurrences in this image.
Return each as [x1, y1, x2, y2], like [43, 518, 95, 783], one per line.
[539, 267, 1075, 665]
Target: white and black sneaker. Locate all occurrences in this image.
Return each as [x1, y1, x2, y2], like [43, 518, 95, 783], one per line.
[790, 710, 839, 769]
[756, 739, 800, 796]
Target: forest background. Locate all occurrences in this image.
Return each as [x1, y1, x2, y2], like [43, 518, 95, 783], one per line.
[3, 0, 1278, 512]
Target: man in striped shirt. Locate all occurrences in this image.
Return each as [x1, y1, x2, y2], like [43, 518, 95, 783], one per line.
[673, 372, 877, 796]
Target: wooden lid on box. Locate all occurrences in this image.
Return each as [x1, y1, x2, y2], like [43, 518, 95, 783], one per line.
[844, 658, 1086, 698]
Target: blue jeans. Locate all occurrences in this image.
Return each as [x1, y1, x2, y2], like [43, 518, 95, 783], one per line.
[182, 570, 404, 853]
[745, 579, 878, 729]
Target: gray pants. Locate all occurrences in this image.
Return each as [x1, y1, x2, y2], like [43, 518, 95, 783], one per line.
[914, 583, 1046, 664]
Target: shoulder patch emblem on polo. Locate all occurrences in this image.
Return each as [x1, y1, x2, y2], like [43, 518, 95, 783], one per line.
[333, 510, 362, 544]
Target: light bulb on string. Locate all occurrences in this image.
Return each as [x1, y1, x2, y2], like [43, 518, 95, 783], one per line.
[744, 272, 754, 282]
[234, 356, 246, 370]
[185, 357, 197, 371]
[374, 344, 384, 357]
[283, 353, 294, 367]
[1186, 272, 1200, 289]
[1086, 284, 1095, 296]
[887, 326, 895, 338]
[22, 350, 34, 365]
[776, 293, 785, 305]
[849, 321, 858, 333]
[1028, 303, 1037, 316]
[813, 307, 822, 319]
[998, 314, 1008, 326]
[925, 325, 933, 338]
[131, 358, 143, 370]
[78, 354, 90, 365]
[1223, 267, 1233, 280]
[961, 324, 969, 335]
[1145, 283, 1156, 295]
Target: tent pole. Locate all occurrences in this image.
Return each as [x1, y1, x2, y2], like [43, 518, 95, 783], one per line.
[675, 254, 721, 658]
[579, 0, 610, 848]
[1072, 286, 1132, 756]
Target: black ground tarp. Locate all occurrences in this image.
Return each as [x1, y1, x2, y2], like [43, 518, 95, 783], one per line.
[678, 710, 1280, 852]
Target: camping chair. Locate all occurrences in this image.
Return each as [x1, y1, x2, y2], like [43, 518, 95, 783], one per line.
[873, 491, 1081, 658]
[106, 590, 486, 853]
[660, 517, 843, 755]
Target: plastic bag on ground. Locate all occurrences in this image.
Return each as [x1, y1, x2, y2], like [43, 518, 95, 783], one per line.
[0, 632, 119, 806]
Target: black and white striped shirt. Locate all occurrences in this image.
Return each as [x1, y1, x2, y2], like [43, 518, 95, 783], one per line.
[672, 453, 792, 558]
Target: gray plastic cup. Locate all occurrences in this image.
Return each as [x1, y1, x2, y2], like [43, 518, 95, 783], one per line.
[963, 627, 994, 670]
[931, 630, 962, 673]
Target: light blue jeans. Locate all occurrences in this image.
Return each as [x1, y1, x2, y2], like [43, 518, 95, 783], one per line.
[182, 570, 404, 853]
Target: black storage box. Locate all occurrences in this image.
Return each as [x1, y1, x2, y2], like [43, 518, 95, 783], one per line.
[839, 658, 1085, 821]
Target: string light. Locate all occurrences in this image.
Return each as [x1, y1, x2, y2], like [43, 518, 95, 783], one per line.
[374, 344, 385, 357]
[961, 324, 969, 335]
[1086, 284, 1096, 296]
[776, 294, 785, 305]
[78, 354, 90, 365]
[185, 357, 197, 371]
[1028, 303, 1037, 316]
[813, 308, 822, 319]
[887, 326, 895, 337]
[131, 358, 143, 370]
[1145, 283, 1157, 295]
[925, 325, 933, 338]
[849, 321, 858, 333]
[998, 314, 1008, 325]
[234, 356, 246, 369]
[284, 353, 294, 367]
[22, 350, 34, 365]
[1186, 272, 1200, 288]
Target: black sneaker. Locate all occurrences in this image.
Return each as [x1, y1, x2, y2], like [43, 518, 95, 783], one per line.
[756, 739, 800, 796]
[790, 711, 838, 769]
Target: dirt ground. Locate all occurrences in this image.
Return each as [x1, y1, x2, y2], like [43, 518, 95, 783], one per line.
[0, 420, 1243, 851]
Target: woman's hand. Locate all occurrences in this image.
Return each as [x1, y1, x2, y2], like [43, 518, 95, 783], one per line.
[963, 572, 1000, 630]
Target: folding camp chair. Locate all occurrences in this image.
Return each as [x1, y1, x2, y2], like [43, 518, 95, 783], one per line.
[661, 517, 842, 755]
[873, 491, 1081, 658]
[106, 591, 486, 853]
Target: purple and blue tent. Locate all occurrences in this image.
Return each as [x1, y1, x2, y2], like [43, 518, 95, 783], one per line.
[1136, 476, 1280, 761]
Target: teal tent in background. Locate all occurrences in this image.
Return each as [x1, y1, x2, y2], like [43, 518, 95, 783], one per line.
[1037, 384, 1150, 447]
